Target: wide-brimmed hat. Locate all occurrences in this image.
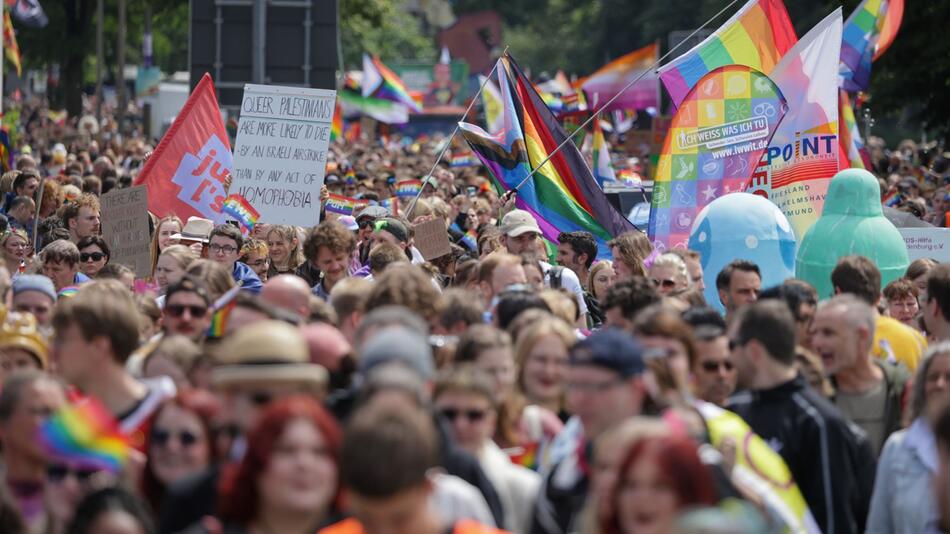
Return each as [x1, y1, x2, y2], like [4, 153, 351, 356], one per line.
[211, 321, 327, 391]
[171, 217, 214, 243]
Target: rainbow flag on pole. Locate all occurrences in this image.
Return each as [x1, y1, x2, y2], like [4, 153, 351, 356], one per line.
[839, 0, 904, 92]
[207, 285, 241, 338]
[839, 90, 867, 169]
[395, 179, 423, 199]
[325, 193, 358, 215]
[3, 12, 22, 77]
[330, 99, 343, 141]
[658, 0, 796, 108]
[38, 398, 131, 473]
[221, 194, 260, 233]
[459, 54, 636, 259]
[580, 43, 658, 112]
[363, 54, 421, 113]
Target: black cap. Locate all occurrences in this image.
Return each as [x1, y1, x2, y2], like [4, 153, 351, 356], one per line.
[569, 329, 645, 378]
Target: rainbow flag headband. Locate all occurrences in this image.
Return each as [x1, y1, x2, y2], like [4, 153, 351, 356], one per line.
[221, 194, 260, 232]
[38, 398, 131, 473]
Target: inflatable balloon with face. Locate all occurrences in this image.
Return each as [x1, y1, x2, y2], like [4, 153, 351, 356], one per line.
[688, 193, 797, 313]
[796, 168, 909, 300]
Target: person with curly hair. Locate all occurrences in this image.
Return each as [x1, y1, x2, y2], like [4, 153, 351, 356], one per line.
[305, 220, 357, 301]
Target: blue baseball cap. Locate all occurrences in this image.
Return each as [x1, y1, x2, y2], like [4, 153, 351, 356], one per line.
[569, 329, 645, 378]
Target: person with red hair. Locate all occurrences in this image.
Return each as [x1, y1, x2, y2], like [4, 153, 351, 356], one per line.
[213, 395, 343, 534]
[600, 436, 716, 534]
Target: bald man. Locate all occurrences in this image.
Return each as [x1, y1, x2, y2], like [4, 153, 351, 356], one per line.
[260, 274, 312, 320]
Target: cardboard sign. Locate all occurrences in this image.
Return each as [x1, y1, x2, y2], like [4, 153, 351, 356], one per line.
[100, 185, 151, 278]
[413, 218, 452, 261]
[231, 84, 337, 226]
[900, 228, 950, 263]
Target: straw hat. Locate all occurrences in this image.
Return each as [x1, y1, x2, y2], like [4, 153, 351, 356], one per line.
[171, 217, 214, 243]
[211, 321, 327, 391]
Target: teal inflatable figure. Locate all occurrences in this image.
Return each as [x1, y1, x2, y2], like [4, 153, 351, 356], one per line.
[687, 193, 797, 313]
[796, 168, 909, 299]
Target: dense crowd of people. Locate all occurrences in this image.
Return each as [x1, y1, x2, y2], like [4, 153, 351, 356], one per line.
[0, 100, 948, 534]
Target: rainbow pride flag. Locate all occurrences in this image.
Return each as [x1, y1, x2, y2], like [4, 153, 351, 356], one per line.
[839, 90, 866, 169]
[3, 12, 21, 77]
[363, 54, 421, 113]
[580, 43, 658, 112]
[0, 127, 12, 173]
[450, 153, 481, 168]
[325, 193, 358, 215]
[395, 179, 422, 199]
[207, 285, 240, 338]
[221, 194, 260, 232]
[39, 398, 130, 473]
[458, 54, 636, 259]
[658, 0, 796, 108]
[339, 88, 409, 125]
[839, 0, 904, 92]
[592, 119, 616, 187]
[330, 99, 343, 142]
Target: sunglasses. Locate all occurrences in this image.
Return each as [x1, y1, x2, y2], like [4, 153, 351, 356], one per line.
[701, 360, 734, 373]
[47, 464, 98, 484]
[165, 304, 208, 318]
[358, 219, 376, 229]
[440, 408, 488, 422]
[80, 252, 106, 262]
[151, 429, 201, 448]
[651, 278, 677, 288]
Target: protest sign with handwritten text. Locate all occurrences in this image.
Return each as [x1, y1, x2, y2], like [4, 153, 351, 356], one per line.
[232, 84, 337, 226]
[100, 185, 151, 278]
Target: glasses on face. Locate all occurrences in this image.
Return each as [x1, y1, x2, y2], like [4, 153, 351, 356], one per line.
[80, 252, 106, 262]
[358, 219, 376, 230]
[47, 464, 98, 484]
[165, 304, 208, 318]
[151, 428, 200, 448]
[652, 278, 677, 289]
[440, 408, 488, 422]
[701, 360, 735, 373]
[209, 244, 238, 255]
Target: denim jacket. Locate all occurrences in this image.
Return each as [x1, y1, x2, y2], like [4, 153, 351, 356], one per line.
[867, 418, 939, 534]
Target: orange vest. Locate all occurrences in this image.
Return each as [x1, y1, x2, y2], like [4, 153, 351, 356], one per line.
[317, 518, 510, 534]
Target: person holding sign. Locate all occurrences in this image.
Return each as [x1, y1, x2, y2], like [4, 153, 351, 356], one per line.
[207, 224, 262, 294]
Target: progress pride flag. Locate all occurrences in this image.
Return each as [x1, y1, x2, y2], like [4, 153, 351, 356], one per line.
[134, 73, 232, 222]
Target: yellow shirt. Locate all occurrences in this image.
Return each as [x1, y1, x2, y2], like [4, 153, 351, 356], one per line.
[873, 315, 927, 371]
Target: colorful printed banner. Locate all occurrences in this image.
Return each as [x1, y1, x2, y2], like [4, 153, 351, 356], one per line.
[459, 54, 636, 259]
[363, 54, 422, 113]
[133, 73, 232, 223]
[580, 43, 658, 112]
[840, 0, 904, 92]
[395, 179, 423, 199]
[450, 153, 481, 168]
[745, 9, 843, 240]
[649, 65, 788, 250]
[658, 0, 797, 108]
[325, 193, 359, 215]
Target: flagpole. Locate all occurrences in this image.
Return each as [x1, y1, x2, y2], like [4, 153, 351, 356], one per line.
[508, 0, 742, 194]
[406, 46, 508, 215]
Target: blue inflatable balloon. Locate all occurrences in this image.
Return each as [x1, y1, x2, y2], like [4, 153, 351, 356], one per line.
[688, 193, 797, 312]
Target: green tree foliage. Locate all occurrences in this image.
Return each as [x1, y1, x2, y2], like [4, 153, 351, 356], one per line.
[339, 0, 435, 69]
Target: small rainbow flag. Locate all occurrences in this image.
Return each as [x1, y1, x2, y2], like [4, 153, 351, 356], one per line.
[207, 285, 240, 338]
[658, 0, 797, 107]
[378, 197, 398, 215]
[362, 54, 422, 113]
[0, 127, 12, 173]
[38, 398, 131, 473]
[395, 179, 423, 199]
[330, 99, 343, 142]
[325, 193, 357, 215]
[450, 153, 481, 168]
[221, 194, 260, 233]
[58, 286, 81, 298]
[461, 228, 477, 251]
[343, 169, 357, 185]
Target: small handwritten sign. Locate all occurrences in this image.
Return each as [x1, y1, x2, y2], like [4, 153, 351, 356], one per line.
[413, 218, 452, 261]
[231, 84, 337, 227]
[100, 185, 151, 278]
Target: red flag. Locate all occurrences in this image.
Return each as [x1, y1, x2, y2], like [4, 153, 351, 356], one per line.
[134, 73, 232, 222]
